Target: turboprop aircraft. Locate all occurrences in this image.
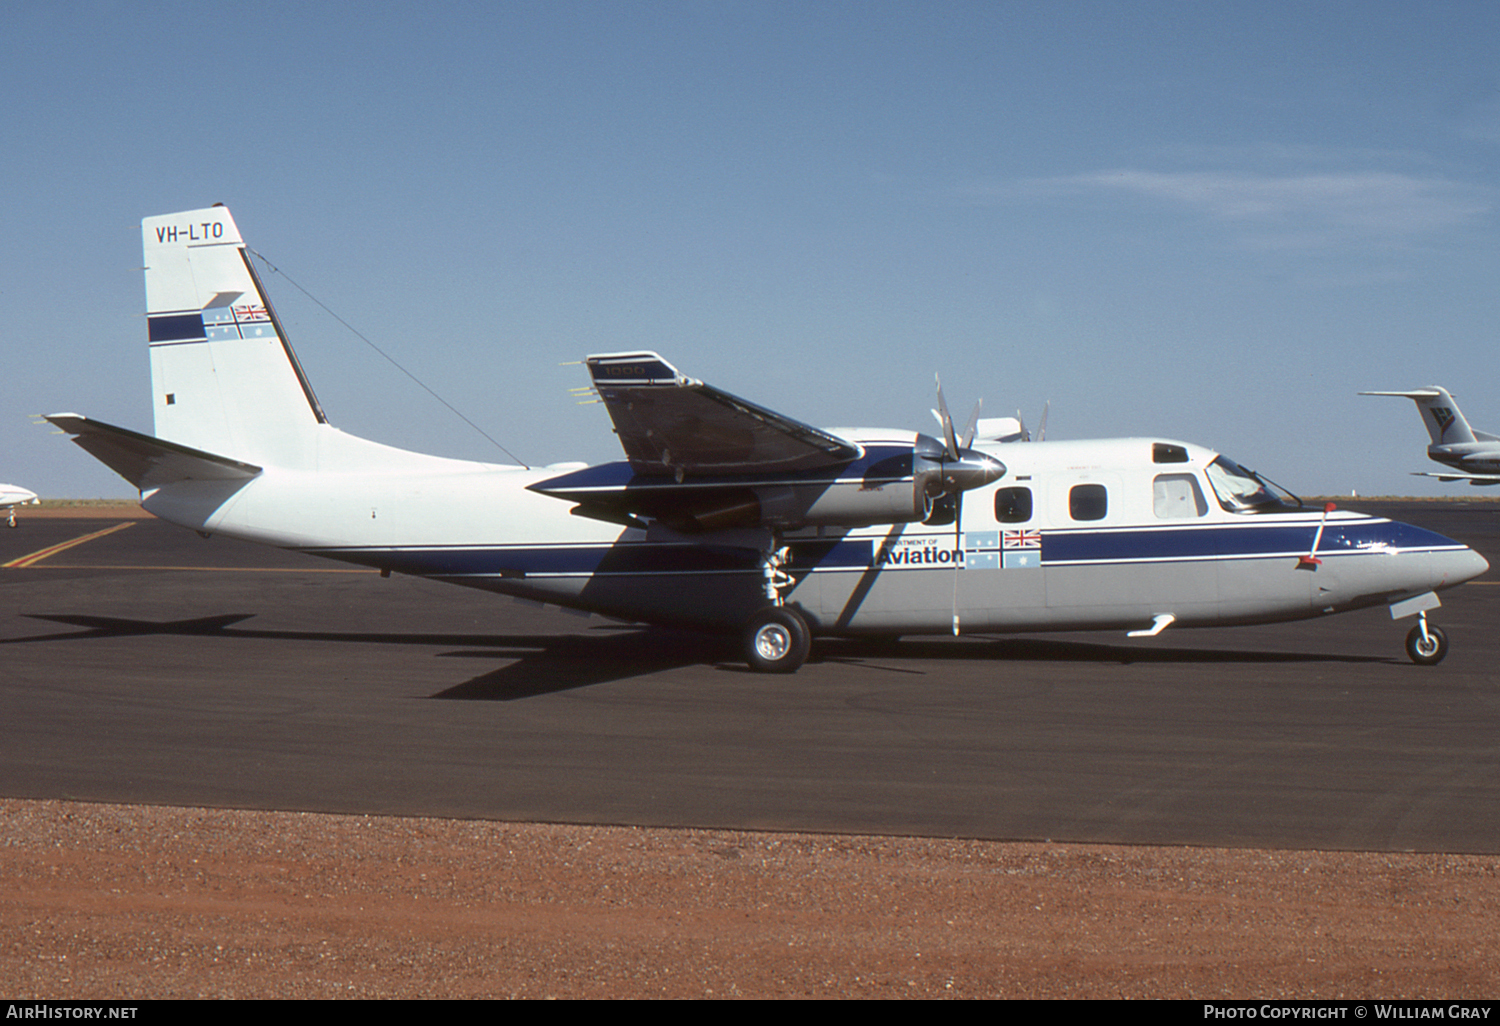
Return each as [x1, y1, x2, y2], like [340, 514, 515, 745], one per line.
[0, 484, 38, 527]
[44, 206, 1489, 671]
[1361, 387, 1500, 485]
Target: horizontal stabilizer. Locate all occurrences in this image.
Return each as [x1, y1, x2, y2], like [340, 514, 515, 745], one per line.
[45, 413, 262, 491]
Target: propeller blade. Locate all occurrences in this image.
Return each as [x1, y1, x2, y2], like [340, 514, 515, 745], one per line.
[959, 399, 981, 451]
[1037, 401, 1049, 442]
[935, 374, 959, 461]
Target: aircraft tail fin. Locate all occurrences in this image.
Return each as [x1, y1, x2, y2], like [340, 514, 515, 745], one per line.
[144, 207, 325, 469]
[1360, 387, 1478, 446]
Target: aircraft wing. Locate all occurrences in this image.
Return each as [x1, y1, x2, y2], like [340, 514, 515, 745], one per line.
[583, 352, 862, 476]
[1413, 471, 1500, 486]
[538, 352, 1005, 534]
[45, 414, 262, 491]
[536, 352, 901, 532]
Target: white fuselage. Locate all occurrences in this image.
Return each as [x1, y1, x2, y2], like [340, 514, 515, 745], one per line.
[140, 430, 1487, 637]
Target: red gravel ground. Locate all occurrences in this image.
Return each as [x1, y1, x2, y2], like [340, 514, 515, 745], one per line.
[2, 799, 1498, 999]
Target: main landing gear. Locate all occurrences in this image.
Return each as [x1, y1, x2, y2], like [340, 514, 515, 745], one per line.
[743, 606, 812, 674]
[741, 535, 812, 673]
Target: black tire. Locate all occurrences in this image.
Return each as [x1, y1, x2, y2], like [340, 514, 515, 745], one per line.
[1405, 623, 1449, 666]
[743, 607, 811, 674]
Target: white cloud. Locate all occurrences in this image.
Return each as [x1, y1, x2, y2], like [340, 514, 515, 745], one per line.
[1067, 170, 1488, 233]
[964, 167, 1491, 249]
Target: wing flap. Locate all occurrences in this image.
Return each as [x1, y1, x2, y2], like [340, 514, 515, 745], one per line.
[585, 352, 861, 476]
[45, 414, 262, 491]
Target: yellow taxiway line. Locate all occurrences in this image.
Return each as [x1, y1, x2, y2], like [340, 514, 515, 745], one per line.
[3, 520, 375, 572]
[3, 522, 137, 568]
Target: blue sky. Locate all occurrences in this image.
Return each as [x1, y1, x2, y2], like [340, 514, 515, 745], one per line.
[5, 0, 1500, 498]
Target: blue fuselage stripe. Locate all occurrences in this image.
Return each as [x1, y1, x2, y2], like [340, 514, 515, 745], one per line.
[1041, 520, 1461, 564]
[300, 519, 1462, 580]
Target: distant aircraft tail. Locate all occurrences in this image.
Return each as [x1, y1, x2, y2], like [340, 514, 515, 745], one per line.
[1360, 387, 1481, 446]
[143, 206, 325, 469]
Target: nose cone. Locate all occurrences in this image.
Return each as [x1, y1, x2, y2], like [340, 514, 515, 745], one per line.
[1392, 522, 1489, 595]
[1438, 544, 1490, 588]
[1323, 519, 1489, 610]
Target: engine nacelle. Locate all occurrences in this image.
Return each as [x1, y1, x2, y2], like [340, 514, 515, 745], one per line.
[751, 478, 933, 529]
[679, 447, 1006, 531]
[531, 447, 1006, 533]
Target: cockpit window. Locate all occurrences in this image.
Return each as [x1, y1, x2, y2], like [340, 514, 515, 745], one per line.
[1204, 456, 1303, 514]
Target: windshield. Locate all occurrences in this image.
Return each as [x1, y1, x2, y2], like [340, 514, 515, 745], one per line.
[1204, 456, 1304, 514]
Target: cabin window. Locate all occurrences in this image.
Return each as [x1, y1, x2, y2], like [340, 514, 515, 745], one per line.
[994, 486, 1033, 523]
[1153, 473, 1208, 519]
[1069, 483, 1108, 521]
[1153, 442, 1189, 464]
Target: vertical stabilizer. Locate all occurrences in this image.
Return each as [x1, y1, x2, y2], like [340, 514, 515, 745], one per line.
[1360, 387, 1477, 446]
[144, 207, 325, 468]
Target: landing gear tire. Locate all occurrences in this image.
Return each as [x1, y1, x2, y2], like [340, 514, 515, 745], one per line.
[743, 607, 811, 674]
[1405, 623, 1449, 666]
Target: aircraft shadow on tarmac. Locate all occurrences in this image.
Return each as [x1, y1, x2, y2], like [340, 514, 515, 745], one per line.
[10, 612, 1391, 701]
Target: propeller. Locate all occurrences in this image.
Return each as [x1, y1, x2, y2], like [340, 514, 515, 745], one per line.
[920, 375, 1006, 634]
[1015, 401, 1049, 443]
[920, 375, 1004, 503]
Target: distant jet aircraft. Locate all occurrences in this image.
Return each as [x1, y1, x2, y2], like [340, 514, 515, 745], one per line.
[42, 207, 1490, 669]
[0, 484, 38, 527]
[1361, 387, 1500, 485]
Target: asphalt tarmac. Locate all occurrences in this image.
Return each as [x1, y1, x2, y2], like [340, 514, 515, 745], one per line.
[3, 500, 1499, 852]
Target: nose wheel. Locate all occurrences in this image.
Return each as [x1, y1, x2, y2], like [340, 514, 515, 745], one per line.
[743, 607, 811, 673]
[1405, 620, 1449, 665]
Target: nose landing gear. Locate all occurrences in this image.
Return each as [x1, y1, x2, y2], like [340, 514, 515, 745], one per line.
[1405, 613, 1449, 666]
